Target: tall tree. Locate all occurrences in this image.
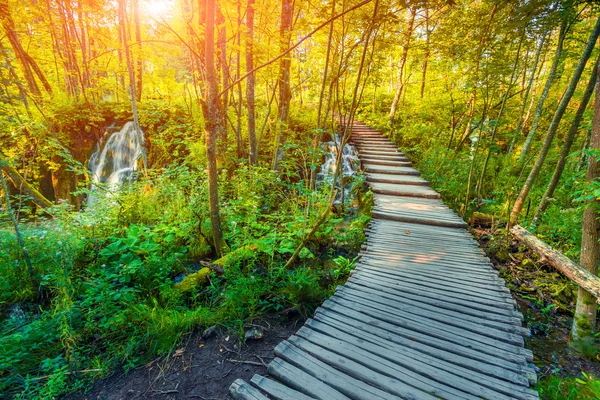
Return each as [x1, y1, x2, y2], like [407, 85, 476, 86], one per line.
[388, 7, 416, 122]
[533, 56, 599, 226]
[202, 0, 225, 257]
[510, 16, 600, 226]
[572, 58, 600, 343]
[132, 0, 143, 101]
[246, 0, 257, 165]
[516, 21, 566, 167]
[272, 0, 293, 170]
[0, 0, 53, 96]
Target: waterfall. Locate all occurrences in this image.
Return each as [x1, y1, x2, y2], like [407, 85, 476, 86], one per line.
[88, 122, 146, 203]
[316, 135, 360, 203]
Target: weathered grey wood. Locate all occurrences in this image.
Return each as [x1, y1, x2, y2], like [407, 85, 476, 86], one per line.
[274, 342, 400, 400]
[267, 357, 350, 400]
[335, 288, 525, 346]
[229, 379, 270, 400]
[363, 164, 421, 175]
[320, 300, 533, 363]
[369, 181, 441, 198]
[314, 306, 532, 368]
[308, 316, 537, 387]
[286, 336, 441, 400]
[350, 269, 517, 307]
[354, 261, 507, 288]
[250, 375, 317, 400]
[293, 326, 482, 400]
[296, 324, 538, 400]
[353, 265, 511, 297]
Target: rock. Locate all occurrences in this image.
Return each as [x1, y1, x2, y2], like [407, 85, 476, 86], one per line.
[202, 325, 219, 339]
[244, 327, 264, 341]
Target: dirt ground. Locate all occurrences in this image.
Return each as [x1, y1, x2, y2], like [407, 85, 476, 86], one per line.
[64, 316, 303, 400]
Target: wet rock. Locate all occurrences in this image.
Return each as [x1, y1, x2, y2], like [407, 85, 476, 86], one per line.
[202, 325, 219, 339]
[244, 327, 264, 341]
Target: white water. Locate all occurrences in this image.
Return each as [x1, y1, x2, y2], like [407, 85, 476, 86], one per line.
[88, 122, 146, 203]
[316, 135, 360, 202]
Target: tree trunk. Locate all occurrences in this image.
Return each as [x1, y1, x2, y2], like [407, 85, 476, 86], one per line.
[516, 22, 566, 167]
[1, 163, 53, 209]
[0, 0, 52, 96]
[203, 0, 225, 257]
[510, 16, 600, 226]
[272, 0, 293, 170]
[118, 0, 143, 158]
[388, 7, 416, 122]
[572, 59, 600, 342]
[420, 8, 430, 99]
[132, 0, 143, 101]
[217, 3, 229, 152]
[533, 55, 599, 226]
[508, 33, 546, 154]
[475, 29, 524, 198]
[246, 0, 257, 164]
[511, 225, 600, 302]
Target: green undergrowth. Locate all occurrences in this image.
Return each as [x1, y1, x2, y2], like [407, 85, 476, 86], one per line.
[537, 373, 600, 400]
[0, 122, 372, 398]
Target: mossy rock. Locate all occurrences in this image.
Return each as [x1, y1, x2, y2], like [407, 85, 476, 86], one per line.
[174, 267, 212, 292]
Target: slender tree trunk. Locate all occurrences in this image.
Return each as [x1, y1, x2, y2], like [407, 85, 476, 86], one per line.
[510, 16, 600, 226]
[476, 29, 524, 198]
[572, 59, 600, 343]
[0, 0, 52, 96]
[272, 0, 293, 170]
[132, 0, 143, 101]
[317, 0, 336, 129]
[517, 22, 567, 166]
[533, 56, 599, 226]
[118, 0, 142, 148]
[1, 171, 35, 287]
[217, 4, 229, 152]
[203, 0, 224, 257]
[420, 8, 430, 99]
[508, 34, 546, 154]
[236, 0, 243, 160]
[388, 7, 416, 121]
[246, 0, 257, 164]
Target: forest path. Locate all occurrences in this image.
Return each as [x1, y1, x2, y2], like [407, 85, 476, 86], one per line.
[229, 122, 539, 400]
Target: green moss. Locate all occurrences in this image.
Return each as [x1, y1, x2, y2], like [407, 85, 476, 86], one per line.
[174, 268, 213, 292]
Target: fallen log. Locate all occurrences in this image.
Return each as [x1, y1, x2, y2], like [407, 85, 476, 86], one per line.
[511, 225, 600, 302]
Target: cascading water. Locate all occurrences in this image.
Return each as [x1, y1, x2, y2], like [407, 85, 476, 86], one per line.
[87, 122, 146, 204]
[316, 135, 360, 203]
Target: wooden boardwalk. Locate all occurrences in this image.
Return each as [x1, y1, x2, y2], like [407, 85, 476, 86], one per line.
[229, 122, 538, 400]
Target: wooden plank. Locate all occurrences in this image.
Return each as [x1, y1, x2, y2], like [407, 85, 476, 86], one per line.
[320, 299, 533, 363]
[336, 287, 526, 344]
[250, 375, 317, 400]
[340, 282, 525, 335]
[309, 315, 537, 387]
[274, 342, 400, 400]
[267, 357, 350, 400]
[296, 324, 538, 400]
[285, 336, 441, 400]
[369, 182, 441, 198]
[293, 327, 482, 400]
[354, 260, 507, 288]
[363, 164, 420, 175]
[315, 306, 532, 368]
[351, 267, 515, 304]
[353, 264, 511, 295]
[229, 379, 270, 400]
